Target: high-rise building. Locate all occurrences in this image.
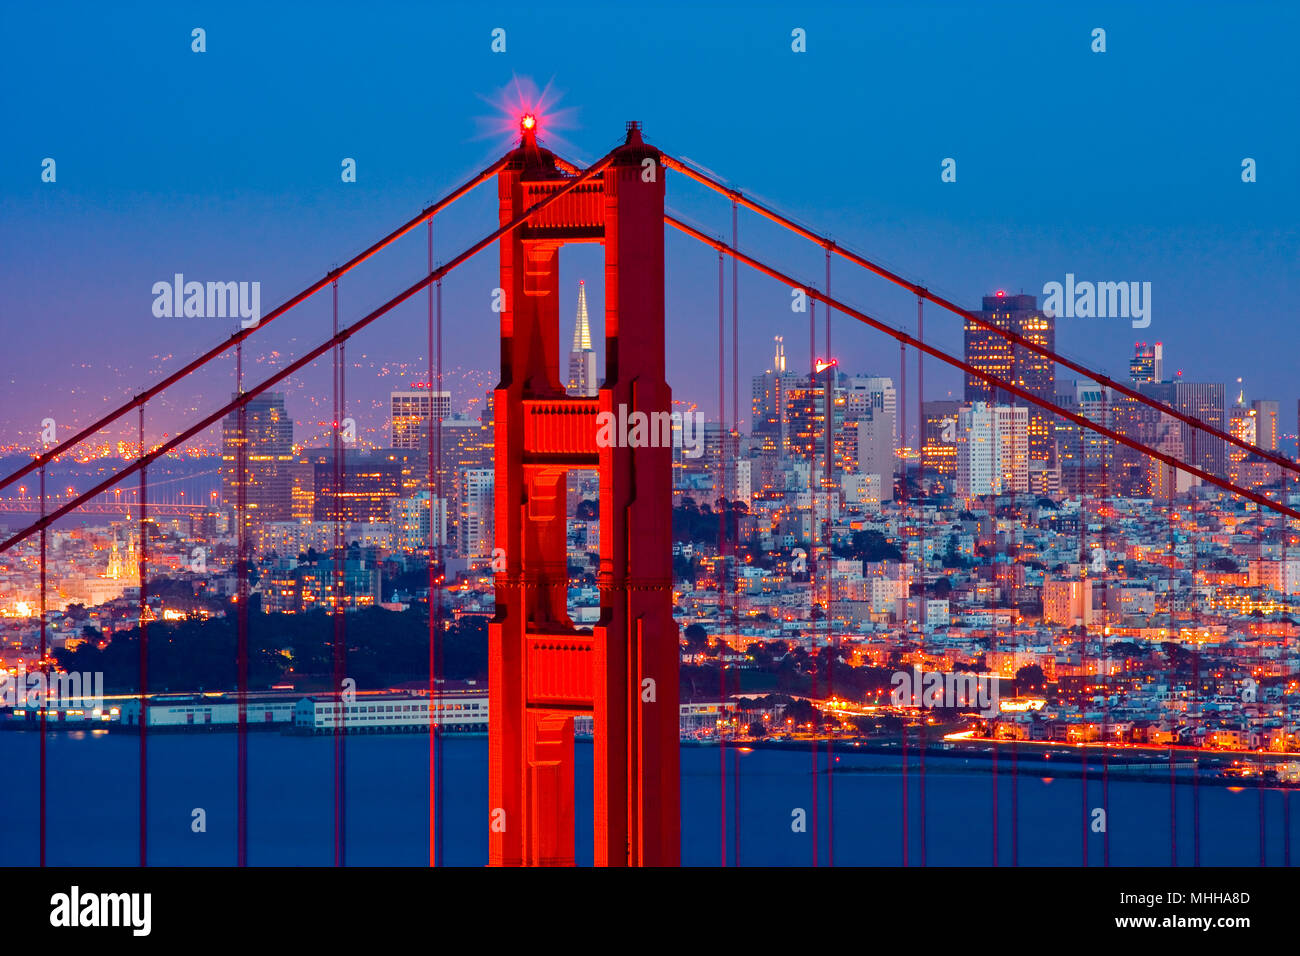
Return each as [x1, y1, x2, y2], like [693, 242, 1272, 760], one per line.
[1146, 410, 1190, 500]
[844, 376, 897, 426]
[752, 336, 800, 453]
[857, 407, 897, 502]
[460, 469, 495, 561]
[1130, 342, 1164, 384]
[701, 422, 741, 503]
[955, 402, 1027, 496]
[994, 404, 1029, 493]
[222, 392, 295, 530]
[782, 378, 824, 462]
[965, 293, 1055, 463]
[1227, 388, 1281, 489]
[1102, 344, 1167, 496]
[921, 400, 961, 479]
[566, 280, 598, 398]
[1228, 386, 1256, 481]
[421, 415, 493, 550]
[391, 491, 448, 554]
[391, 388, 451, 449]
[1061, 382, 1161, 497]
[1251, 398, 1279, 452]
[731, 460, 752, 503]
[777, 373, 849, 476]
[956, 403, 1000, 497]
[312, 451, 405, 524]
[1139, 379, 1226, 479]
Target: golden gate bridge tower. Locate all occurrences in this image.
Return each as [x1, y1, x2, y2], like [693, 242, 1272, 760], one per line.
[489, 119, 680, 866]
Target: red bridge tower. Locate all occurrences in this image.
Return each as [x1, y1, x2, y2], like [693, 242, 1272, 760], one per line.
[488, 120, 680, 866]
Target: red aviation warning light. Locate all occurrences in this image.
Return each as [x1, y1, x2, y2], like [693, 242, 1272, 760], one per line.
[521, 113, 536, 133]
[814, 358, 838, 374]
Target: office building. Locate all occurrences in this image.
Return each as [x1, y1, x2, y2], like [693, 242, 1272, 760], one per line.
[965, 293, 1055, 463]
[752, 337, 801, 454]
[1251, 399, 1279, 452]
[460, 469, 495, 561]
[921, 400, 961, 479]
[956, 402, 1028, 496]
[1130, 342, 1164, 384]
[566, 280, 598, 398]
[391, 388, 451, 449]
[222, 391, 295, 530]
[1139, 379, 1226, 479]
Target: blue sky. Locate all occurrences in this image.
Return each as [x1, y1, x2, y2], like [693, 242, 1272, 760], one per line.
[2, 0, 1297, 451]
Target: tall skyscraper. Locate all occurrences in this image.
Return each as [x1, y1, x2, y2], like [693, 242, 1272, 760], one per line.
[1146, 411, 1190, 500]
[956, 403, 1001, 497]
[994, 404, 1029, 493]
[1139, 378, 1226, 479]
[857, 409, 896, 501]
[1226, 387, 1282, 489]
[1228, 382, 1255, 465]
[844, 376, 897, 426]
[460, 468, 495, 561]
[781, 376, 846, 470]
[1075, 384, 1116, 495]
[965, 292, 1055, 463]
[1251, 398, 1279, 451]
[567, 280, 597, 398]
[1130, 342, 1164, 384]
[312, 451, 405, 523]
[752, 336, 801, 453]
[221, 391, 295, 529]
[391, 491, 448, 554]
[921, 400, 961, 480]
[391, 387, 450, 449]
[956, 402, 1027, 496]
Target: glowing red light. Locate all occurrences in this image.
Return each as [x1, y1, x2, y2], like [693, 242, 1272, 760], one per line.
[995, 290, 1005, 297]
[521, 113, 536, 132]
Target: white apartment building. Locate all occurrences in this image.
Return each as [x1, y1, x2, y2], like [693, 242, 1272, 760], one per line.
[956, 402, 1028, 496]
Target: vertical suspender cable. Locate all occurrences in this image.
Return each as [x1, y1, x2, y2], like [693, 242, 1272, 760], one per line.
[39, 464, 48, 866]
[139, 406, 151, 866]
[824, 247, 834, 866]
[235, 343, 248, 867]
[332, 278, 346, 867]
[731, 201, 741, 867]
[717, 247, 727, 866]
[426, 220, 447, 866]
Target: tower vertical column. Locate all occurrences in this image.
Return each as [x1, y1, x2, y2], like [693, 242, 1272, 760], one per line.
[490, 134, 575, 867]
[594, 125, 679, 866]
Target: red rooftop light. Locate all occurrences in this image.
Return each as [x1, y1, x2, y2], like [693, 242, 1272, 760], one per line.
[521, 113, 536, 132]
